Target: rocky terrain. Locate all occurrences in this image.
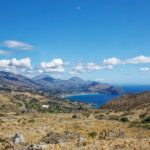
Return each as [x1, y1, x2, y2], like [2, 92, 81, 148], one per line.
[0, 91, 149, 150]
[0, 71, 123, 95]
[100, 91, 150, 111]
[0, 91, 90, 115]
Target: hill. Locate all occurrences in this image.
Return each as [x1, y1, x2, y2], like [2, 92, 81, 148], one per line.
[0, 71, 42, 92]
[100, 91, 150, 111]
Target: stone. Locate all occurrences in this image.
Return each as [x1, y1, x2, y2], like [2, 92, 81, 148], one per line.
[11, 133, 25, 145]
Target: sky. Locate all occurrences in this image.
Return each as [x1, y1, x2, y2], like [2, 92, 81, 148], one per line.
[0, 0, 150, 84]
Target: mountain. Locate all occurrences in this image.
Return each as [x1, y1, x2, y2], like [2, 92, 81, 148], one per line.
[0, 71, 42, 92]
[32, 74, 54, 81]
[33, 75, 123, 95]
[100, 91, 150, 111]
[0, 71, 123, 95]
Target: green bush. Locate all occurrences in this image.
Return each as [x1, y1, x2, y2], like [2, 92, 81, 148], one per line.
[120, 117, 129, 122]
[141, 123, 150, 129]
[88, 132, 98, 138]
[129, 121, 141, 128]
[142, 115, 150, 123]
[139, 113, 147, 119]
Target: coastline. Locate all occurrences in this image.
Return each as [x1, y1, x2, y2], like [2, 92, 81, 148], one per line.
[61, 92, 99, 98]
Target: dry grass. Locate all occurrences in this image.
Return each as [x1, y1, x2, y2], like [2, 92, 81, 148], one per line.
[0, 112, 149, 150]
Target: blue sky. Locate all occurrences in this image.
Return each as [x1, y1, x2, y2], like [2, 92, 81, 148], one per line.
[0, 0, 150, 84]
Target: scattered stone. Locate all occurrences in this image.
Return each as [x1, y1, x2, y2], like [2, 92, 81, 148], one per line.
[42, 131, 80, 145]
[11, 133, 25, 145]
[25, 144, 42, 150]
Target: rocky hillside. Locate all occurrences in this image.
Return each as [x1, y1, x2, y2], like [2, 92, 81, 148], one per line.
[100, 91, 150, 111]
[0, 71, 42, 92]
[0, 91, 91, 115]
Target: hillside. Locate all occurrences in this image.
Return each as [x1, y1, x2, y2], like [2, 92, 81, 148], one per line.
[0, 71, 42, 92]
[0, 91, 149, 150]
[0, 91, 90, 115]
[100, 91, 150, 111]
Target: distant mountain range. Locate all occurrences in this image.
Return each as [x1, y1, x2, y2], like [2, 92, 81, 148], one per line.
[0, 71, 123, 95]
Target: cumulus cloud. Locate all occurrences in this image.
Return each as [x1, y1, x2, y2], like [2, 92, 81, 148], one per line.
[40, 58, 65, 73]
[69, 63, 85, 75]
[9, 58, 31, 68]
[0, 60, 10, 68]
[70, 62, 114, 75]
[103, 57, 121, 65]
[126, 55, 150, 64]
[87, 63, 102, 71]
[139, 67, 150, 71]
[0, 58, 31, 68]
[103, 55, 150, 66]
[2, 40, 33, 50]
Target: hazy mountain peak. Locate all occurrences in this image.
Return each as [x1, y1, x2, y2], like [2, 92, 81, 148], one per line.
[68, 76, 85, 82]
[32, 74, 55, 81]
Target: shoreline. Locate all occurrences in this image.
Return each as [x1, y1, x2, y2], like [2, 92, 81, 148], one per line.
[61, 92, 100, 98]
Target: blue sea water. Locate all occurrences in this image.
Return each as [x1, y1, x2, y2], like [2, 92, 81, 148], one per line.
[66, 85, 150, 107]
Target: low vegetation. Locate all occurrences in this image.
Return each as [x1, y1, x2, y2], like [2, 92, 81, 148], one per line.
[0, 91, 149, 149]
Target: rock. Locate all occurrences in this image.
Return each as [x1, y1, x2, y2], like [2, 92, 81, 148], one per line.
[77, 137, 87, 146]
[42, 132, 63, 144]
[25, 144, 42, 150]
[42, 131, 80, 145]
[11, 133, 25, 145]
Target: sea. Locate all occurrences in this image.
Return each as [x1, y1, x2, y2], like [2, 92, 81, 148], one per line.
[65, 85, 150, 108]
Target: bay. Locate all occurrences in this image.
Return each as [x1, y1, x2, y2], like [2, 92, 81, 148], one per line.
[66, 85, 150, 107]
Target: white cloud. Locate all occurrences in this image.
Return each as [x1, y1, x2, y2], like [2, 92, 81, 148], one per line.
[2, 40, 33, 50]
[0, 58, 31, 69]
[126, 55, 150, 64]
[103, 57, 121, 65]
[87, 63, 102, 71]
[87, 63, 114, 71]
[70, 62, 114, 75]
[40, 58, 65, 73]
[139, 67, 150, 71]
[0, 60, 10, 68]
[10, 58, 31, 68]
[69, 63, 85, 75]
[0, 49, 10, 55]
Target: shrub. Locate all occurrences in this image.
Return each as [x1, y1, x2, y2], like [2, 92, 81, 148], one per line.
[88, 132, 97, 138]
[28, 119, 35, 123]
[141, 123, 150, 129]
[139, 113, 147, 119]
[120, 117, 129, 122]
[109, 115, 119, 121]
[129, 121, 141, 128]
[142, 115, 150, 123]
[81, 111, 90, 118]
[95, 114, 105, 120]
[72, 114, 80, 119]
